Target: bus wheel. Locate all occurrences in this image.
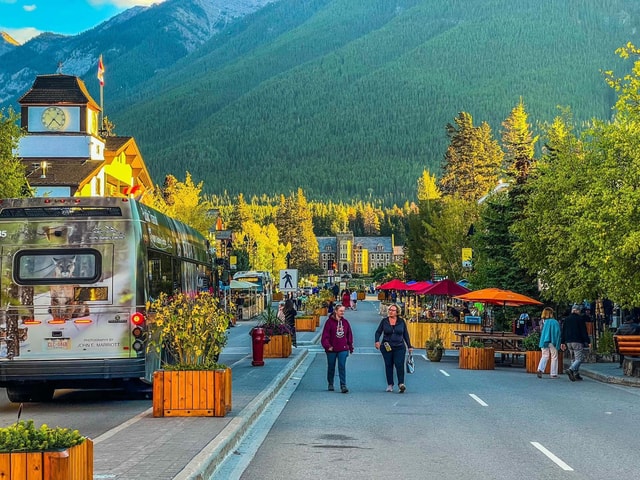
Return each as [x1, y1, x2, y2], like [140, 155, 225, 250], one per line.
[6, 387, 55, 403]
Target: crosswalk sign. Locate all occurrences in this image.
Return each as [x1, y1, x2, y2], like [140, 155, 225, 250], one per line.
[279, 269, 298, 292]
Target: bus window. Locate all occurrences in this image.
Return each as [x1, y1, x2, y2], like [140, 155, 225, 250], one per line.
[15, 249, 101, 284]
[148, 250, 174, 298]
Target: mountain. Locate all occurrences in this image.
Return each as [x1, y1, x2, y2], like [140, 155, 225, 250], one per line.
[0, 32, 19, 57]
[0, 0, 275, 105]
[2, 0, 640, 205]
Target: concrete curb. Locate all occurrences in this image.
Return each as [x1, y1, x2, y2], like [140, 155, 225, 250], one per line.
[579, 367, 640, 387]
[173, 349, 309, 480]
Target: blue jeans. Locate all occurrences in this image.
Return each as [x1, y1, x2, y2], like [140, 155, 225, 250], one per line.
[567, 342, 585, 372]
[326, 350, 348, 387]
[381, 346, 406, 386]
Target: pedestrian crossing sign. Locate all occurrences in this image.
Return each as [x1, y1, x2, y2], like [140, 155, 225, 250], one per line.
[279, 269, 298, 292]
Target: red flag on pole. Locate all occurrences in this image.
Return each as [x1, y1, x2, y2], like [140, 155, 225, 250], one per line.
[97, 55, 105, 86]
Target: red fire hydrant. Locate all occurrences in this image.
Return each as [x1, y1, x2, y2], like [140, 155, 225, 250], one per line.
[251, 327, 268, 366]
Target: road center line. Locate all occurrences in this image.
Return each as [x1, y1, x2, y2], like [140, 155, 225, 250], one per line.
[531, 442, 574, 471]
[469, 393, 488, 406]
[439, 369, 450, 377]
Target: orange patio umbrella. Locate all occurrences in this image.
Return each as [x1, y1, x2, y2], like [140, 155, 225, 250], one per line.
[454, 288, 542, 307]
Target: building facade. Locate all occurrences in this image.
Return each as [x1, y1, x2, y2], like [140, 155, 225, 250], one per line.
[317, 232, 396, 275]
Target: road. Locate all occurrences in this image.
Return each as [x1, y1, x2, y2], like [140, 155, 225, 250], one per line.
[219, 299, 640, 480]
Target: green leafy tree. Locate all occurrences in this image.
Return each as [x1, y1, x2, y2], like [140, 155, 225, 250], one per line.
[147, 172, 212, 235]
[0, 107, 29, 198]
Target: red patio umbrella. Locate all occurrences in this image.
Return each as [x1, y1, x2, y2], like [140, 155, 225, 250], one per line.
[454, 288, 542, 307]
[416, 279, 470, 296]
[404, 281, 433, 292]
[377, 279, 409, 290]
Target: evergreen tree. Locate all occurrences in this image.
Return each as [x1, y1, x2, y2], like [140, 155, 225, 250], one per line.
[501, 97, 539, 184]
[440, 112, 503, 201]
[228, 193, 252, 233]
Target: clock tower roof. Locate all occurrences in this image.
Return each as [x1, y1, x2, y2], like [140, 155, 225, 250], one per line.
[19, 74, 100, 111]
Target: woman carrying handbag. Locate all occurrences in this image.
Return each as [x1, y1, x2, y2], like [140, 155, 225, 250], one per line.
[374, 304, 413, 393]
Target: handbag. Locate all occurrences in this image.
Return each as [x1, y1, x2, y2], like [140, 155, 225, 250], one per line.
[406, 353, 415, 374]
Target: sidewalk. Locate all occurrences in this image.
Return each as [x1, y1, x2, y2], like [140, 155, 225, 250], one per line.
[93, 309, 639, 480]
[92, 320, 322, 480]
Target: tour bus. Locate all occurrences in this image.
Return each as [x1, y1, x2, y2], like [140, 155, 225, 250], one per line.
[232, 270, 273, 304]
[0, 197, 213, 402]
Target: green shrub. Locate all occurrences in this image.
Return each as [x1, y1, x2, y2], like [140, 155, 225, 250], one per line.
[597, 329, 615, 355]
[0, 420, 85, 453]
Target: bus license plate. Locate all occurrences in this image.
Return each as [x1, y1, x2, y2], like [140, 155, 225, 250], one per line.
[45, 338, 71, 350]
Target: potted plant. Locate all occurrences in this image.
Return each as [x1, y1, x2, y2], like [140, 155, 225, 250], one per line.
[253, 307, 293, 358]
[0, 419, 93, 479]
[148, 291, 233, 417]
[425, 323, 445, 362]
[459, 340, 495, 370]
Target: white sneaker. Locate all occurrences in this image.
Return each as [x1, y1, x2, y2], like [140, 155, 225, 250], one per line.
[386, 385, 393, 392]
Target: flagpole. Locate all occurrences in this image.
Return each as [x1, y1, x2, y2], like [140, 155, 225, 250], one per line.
[97, 54, 105, 134]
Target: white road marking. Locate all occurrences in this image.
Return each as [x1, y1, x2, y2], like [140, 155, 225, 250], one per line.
[439, 369, 450, 377]
[469, 393, 488, 406]
[531, 442, 574, 471]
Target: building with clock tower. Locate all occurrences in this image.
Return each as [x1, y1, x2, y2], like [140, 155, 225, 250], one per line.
[17, 74, 153, 198]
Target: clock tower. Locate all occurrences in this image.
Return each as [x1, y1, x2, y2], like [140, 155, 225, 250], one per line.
[17, 74, 106, 195]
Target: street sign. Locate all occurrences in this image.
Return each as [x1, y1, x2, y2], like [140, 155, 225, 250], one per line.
[279, 269, 298, 292]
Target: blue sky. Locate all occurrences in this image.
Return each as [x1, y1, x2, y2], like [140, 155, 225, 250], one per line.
[0, 0, 166, 44]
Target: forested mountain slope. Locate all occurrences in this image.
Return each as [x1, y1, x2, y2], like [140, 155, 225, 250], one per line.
[8, 0, 640, 204]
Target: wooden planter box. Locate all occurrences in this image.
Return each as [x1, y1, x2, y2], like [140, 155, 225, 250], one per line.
[295, 316, 316, 332]
[459, 347, 495, 370]
[153, 368, 232, 417]
[357, 291, 366, 300]
[273, 292, 284, 301]
[315, 307, 328, 316]
[264, 334, 292, 358]
[378, 292, 385, 300]
[408, 322, 482, 349]
[525, 350, 564, 374]
[0, 440, 93, 480]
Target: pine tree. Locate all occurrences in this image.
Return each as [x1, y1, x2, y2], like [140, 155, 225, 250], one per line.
[440, 112, 503, 201]
[502, 97, 539, 184]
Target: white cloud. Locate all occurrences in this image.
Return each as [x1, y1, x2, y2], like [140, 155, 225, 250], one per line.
[89, 0, 167, 7]
[23, 4, 36, 12]
[3, 27, 40, 44]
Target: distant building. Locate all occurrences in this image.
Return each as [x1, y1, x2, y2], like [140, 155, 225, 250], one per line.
[317, 232, 399, 276]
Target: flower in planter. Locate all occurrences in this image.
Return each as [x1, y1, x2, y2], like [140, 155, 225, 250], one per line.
[147, 291, 232, 370]
[0, 420, 86, 452]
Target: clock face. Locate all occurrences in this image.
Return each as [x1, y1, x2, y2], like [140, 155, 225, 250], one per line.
[41, 107, 66, 131]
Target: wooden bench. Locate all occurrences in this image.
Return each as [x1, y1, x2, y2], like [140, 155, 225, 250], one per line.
[614, 335, 640, 356]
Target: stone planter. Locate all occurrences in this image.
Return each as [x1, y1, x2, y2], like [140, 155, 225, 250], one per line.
[0, 440, 93, 480]
[152, 368, 232, 417]
[263, 334, 292, 358]
[525, 350, 564, 374]
[459, 347, 495, 370]
[426, 348, 444, 362]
